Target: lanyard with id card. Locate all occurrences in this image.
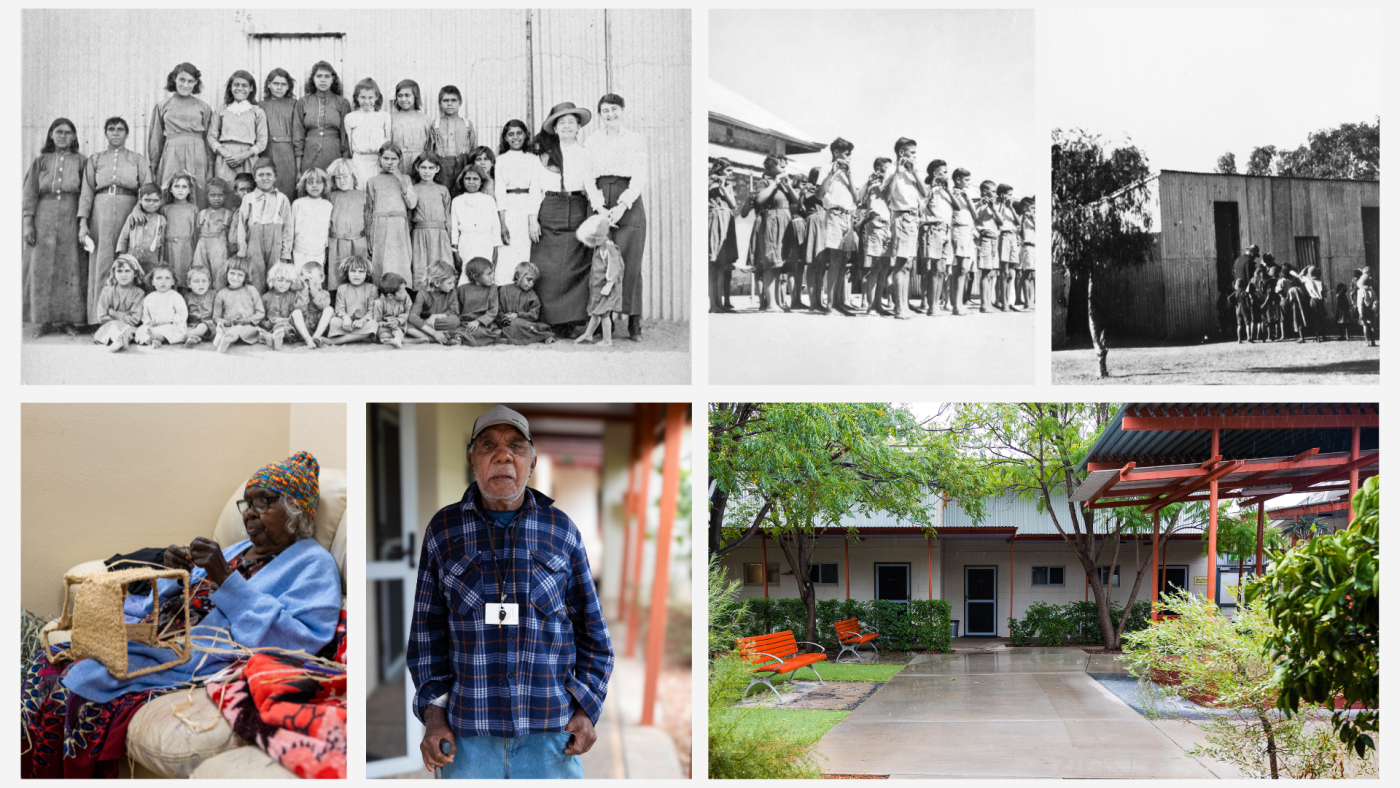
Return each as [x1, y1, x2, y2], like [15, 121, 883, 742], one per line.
[484, 516, 519, 627]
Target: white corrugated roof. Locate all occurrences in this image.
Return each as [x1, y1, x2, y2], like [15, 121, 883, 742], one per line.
[709, 79, 825, 149]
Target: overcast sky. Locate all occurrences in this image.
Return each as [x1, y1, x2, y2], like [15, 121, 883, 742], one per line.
[711, 9, 1036, 194]
[1046, 8, 1381, 172]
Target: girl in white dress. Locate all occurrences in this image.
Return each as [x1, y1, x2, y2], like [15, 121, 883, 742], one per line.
[344, 78, 392, 189]
[451, 165, 503, 285]
[493, 119, 544, 283]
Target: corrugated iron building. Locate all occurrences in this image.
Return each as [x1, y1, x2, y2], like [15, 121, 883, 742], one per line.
[1071, 170, 1379, 341]
[22, 9, 691, 320]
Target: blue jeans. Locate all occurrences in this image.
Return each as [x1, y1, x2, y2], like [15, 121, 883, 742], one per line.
[440, 731, 583, 779]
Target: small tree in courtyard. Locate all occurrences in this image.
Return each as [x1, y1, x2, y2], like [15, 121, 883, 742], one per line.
[1122, 591, 1375, 779]
[1246, 476, 1379, 759]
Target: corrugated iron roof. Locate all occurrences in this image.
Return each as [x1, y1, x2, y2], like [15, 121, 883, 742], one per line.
[1160, 168, 1380, 185]
[709, 78, 825, 151]
[1080, 404, 1379, 469]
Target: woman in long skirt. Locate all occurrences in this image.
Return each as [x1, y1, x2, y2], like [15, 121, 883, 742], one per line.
[584, 93, 648, 338]
[148, 62, 213, 206]
[293, 62, 352, 177]
[78, 116, 152, 326]
[708, 158, 738, 313]
[261, 68, 299, 200]
[22, 118, 86, 335]
[529, 102, 600, 336]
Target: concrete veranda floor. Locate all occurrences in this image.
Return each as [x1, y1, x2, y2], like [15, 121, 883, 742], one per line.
[816, 647, 1245, 778]
[20, 319, 690, 384]
[709, 295, 1033, 384]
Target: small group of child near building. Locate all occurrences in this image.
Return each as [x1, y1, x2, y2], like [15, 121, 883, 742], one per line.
[1230, 256, 1379, 346]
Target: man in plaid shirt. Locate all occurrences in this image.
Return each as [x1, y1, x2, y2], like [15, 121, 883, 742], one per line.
[409, 405, 614, 779]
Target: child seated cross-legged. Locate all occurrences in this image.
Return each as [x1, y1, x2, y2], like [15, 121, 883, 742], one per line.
[92, 254, 146, 352]
[183, 265, 217, 347]
[406, 259, 461, 345]
[260, 261, 300, 350]
[497, 261, 554, 346]
[135, 264, 188, 348]
[454, 256, 503, 347]
[327, 254, 379, 345]
[372, 272, 413, 348]
[294, 261, 334, 348]
[573, 214, 624, 346]
[212, 259, 265, 353]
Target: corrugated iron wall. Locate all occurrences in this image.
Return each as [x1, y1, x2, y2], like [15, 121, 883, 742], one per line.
[1100, 171, 1378, 340]
[22, 8, 690, 321]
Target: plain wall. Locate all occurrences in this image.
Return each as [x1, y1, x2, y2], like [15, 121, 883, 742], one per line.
[22, 402, 346, 619]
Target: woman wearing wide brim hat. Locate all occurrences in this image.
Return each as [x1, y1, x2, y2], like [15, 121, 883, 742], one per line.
[529, 102, 607, 337]
[583, 93, 649, 340]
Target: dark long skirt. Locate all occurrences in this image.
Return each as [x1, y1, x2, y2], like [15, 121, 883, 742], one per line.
[85, 193, 137, 323]
[25, 194, 87, 325]
[596, 175, 646, 315]
[300, 131, 344, 177]
[530, 193, 591, 325]
[268, 140, 297, 201]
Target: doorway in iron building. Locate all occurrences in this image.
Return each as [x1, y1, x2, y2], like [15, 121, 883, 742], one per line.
[964, 566, 998, 636]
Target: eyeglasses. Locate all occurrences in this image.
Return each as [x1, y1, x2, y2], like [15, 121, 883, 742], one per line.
[237, 495, 282, 515]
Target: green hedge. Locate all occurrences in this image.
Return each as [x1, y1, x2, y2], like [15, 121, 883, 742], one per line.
[732, 598, 952, 653]
[1007, 600, 1151, 646]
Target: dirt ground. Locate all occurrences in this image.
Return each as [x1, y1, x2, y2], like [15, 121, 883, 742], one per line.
[710, 297, 1034, 384]
[1053, 336, 1379, 385]
[739, 680, 883, 711]
[20, 319, 690, 384]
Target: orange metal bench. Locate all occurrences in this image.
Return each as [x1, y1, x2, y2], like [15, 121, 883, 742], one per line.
[735, 629, 827, 704]
[833, 618, 880, 663]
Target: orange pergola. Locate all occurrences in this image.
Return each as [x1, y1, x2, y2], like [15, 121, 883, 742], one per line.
[1070, 403, 1378, 619]
[614, 403, 690, 728]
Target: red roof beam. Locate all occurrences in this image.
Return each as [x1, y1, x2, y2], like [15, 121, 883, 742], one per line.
[1086, 462, 1135, 505]
[1121, 413, 1379, 431]
[1268, 499, 1352, 519]
[1145, 460, 1243, 512]
[1279, 452, 1380, 496]
[1240, 469, 1377, 508]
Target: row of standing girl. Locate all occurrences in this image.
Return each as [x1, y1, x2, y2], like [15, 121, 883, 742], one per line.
[24, 60, 650, 341]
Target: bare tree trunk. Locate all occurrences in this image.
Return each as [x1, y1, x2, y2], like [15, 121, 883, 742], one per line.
[776, 531, 819, 648]
[1087, 267, 1108, 378]
[1259, 711, 1280, 778]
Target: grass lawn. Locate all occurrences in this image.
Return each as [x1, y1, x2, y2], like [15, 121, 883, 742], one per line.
[711, 708, 851, 745]
[770, 662, 905, 684]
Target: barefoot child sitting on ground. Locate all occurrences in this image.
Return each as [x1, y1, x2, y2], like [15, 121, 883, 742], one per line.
[135, 264, 188, 348]
[373, 272, 413, 348]
[183, 266, 217, 347]
[294, 261, 334, 348]
[259, 262, 300, 350]
[497, 261, 555, 346]
[93, 255, 145, 352]
[406, 260, 461, 345]
[212, 260, 265, 353]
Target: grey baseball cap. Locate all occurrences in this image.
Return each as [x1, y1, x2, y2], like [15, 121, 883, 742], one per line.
[472, 405, 532, 443]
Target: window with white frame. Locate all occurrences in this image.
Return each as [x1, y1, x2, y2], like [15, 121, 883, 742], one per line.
[809, 563, 838, 585]
[1031, 566, 1065, 586]
[1097, 565, 1121, 587]
[744, 562, 779, 585]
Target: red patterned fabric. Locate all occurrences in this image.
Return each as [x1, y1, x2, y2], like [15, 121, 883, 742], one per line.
[206, 609, 347, 779]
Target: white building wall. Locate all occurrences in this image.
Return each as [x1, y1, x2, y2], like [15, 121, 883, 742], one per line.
[719, 534, 942, 604]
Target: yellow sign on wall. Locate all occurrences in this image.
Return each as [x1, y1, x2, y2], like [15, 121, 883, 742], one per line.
[1193, 576, 1207, 585]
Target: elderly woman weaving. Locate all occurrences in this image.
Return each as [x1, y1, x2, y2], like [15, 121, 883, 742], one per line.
[21, 452, 340, 779]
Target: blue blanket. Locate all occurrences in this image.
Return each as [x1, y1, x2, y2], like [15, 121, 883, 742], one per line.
[62, 538, 340, 703]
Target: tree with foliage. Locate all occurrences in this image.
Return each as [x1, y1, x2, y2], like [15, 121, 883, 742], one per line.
[1242, 119, 1380, 180]
[1051, 129, 1157, 377]
[1246, 476, 1379, 759]
[949, 403, 1209, 649]
[1247, 144, 1277, 176]
[1215, 152, 1237, 174]
[1207, 504, 1288, 598]
[709, 403, 991, 645]
[1123, 590, 1374, 778]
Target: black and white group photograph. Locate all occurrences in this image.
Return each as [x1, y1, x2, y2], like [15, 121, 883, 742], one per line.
[1049, 8, 1380, 385]
[708, 9, 1036, 385]
[20, 9, 691, 385]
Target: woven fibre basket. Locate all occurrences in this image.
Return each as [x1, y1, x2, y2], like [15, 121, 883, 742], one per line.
[52, 567, 193, 680]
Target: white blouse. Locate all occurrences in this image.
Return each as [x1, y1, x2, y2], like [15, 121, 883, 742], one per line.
[495, 150, 544, 215]
[535, 143, 605, 212]
[583, 127, 648, 208]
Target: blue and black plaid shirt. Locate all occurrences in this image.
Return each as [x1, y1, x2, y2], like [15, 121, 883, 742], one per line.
[408, 484, 613, 738]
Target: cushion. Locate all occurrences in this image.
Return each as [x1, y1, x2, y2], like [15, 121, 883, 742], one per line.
[191, 745, 298, 779]
[125, 689, 239, 778]
[214, 468, 347, 575]
[329, 509, 347, 593]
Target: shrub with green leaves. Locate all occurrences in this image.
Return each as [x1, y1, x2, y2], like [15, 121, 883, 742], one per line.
[1122, 590, 1374, 778]
[731, 598, 951, 652]
[1245, 475, 1379, 758]
[1008, 600, 1150, 645]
